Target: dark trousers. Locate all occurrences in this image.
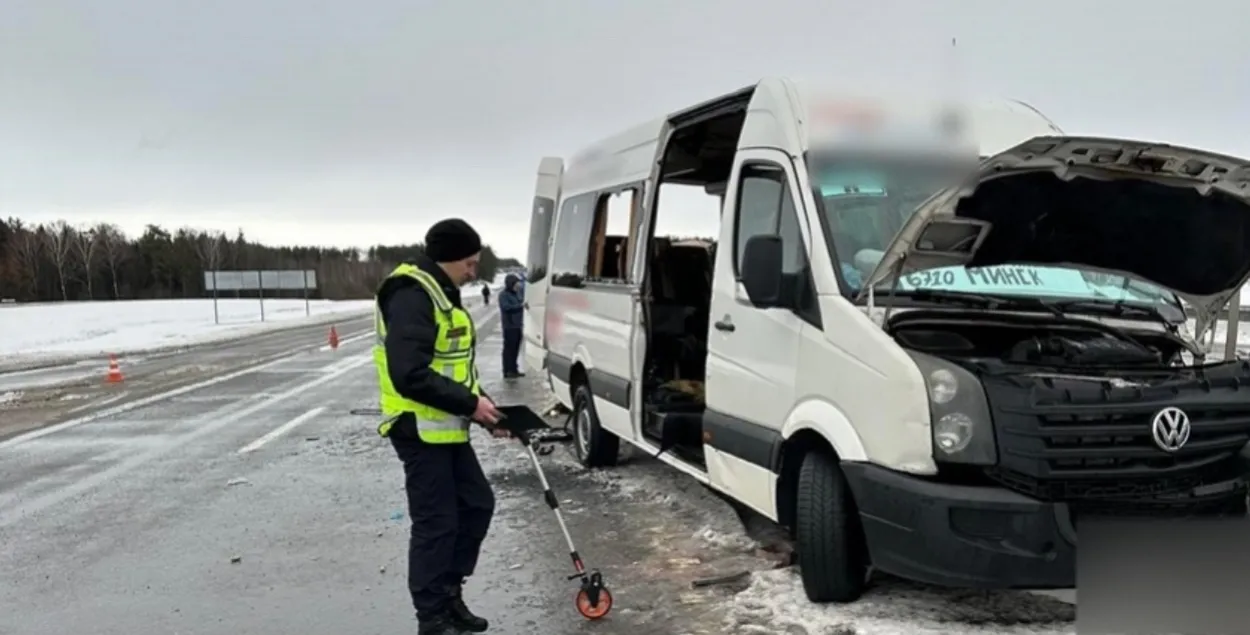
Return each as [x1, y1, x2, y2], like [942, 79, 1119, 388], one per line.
[390, 429, 495, 617]
[501, 327, 522, 374]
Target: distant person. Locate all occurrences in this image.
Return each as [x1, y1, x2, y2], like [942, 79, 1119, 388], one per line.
[481, 283, 491, 306]
[498, 273, 525, 379]
[372, 217, 508, 635]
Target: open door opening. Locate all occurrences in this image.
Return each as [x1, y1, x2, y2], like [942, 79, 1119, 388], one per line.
[639, 98, 750, 467]
[523, 157, 563, 374]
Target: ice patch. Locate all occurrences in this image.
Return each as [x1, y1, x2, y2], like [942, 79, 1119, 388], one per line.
[578, 464, 677, 504]
[0, 390, 22, 406]
[726, 568, 1074, 635]
[693, 525, 759, 552]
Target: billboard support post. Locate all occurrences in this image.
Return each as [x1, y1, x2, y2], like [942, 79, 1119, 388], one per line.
[257, 271, 265, 322]
[211, 270, 220, 325]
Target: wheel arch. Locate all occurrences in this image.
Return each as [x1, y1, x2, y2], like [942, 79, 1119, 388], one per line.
[773, 398, 867, 528]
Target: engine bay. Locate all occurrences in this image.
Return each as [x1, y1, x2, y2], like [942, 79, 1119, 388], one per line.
[888, 310, 1194, 371]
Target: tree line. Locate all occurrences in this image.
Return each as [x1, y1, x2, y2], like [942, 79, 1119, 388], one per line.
[0, 218, 520, 303]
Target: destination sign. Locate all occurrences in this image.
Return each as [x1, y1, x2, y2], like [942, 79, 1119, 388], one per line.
[902, 266, 1048, 289]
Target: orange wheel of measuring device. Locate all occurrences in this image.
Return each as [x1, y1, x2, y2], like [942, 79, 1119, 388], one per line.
[575, 586, 613, 620]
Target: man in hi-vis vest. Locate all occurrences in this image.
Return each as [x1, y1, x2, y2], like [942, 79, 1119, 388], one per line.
[374, 218, 507, 635]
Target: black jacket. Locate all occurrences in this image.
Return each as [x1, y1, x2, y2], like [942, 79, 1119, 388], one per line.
[379, 255, 478, 419]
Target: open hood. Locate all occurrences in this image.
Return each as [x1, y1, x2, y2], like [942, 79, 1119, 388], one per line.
[858, 136, 1250, 334]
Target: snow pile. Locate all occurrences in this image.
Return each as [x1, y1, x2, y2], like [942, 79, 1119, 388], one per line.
[726, 569, 1075, 635]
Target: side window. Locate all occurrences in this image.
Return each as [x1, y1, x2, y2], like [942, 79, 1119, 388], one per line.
[733, 167, 785, 276]
[587, 188, 638, 282]
[549, 193, 597, 282]
[732, 162, 819, 325]
[733, 164, 808, 276]
[525, 196, 556, 283]
[777, 190, 805, 274]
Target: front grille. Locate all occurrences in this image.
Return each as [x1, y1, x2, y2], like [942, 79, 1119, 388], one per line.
[981, 364, 1250, 505]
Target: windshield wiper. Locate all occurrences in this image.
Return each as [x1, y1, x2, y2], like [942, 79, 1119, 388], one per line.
[1051, 300, 1180, 332]
[876, 288, 1065, 317]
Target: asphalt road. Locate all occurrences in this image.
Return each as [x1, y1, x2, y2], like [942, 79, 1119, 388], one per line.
[0, 302, 1077, 635]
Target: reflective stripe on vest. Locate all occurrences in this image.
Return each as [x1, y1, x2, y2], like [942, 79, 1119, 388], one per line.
[372, 264, 480, 443]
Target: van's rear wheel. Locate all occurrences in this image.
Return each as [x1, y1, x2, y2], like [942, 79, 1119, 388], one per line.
[795, 450, 869, 603]
[572, 384, 618, 468]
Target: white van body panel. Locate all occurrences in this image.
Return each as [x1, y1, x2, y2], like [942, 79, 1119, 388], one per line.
[532, 76, 1073, 507]
[703, 448, 778, 520]
[545, 285, 634, 439]
[523, 157, 564, 374]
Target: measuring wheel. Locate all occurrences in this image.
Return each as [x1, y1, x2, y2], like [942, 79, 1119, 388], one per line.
[574, 571, 613, 620]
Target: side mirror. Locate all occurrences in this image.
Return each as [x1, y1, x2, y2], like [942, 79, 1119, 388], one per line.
[740, 235, 784, 307]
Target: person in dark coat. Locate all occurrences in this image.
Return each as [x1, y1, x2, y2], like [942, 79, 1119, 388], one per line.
[375, 218, 508, 635]
[498, 273, 525, 379]
[481, 283, 491, 306]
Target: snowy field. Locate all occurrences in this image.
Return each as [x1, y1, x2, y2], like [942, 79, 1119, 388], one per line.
[0, 275, 507, 371]
[0, 298, 373, 368]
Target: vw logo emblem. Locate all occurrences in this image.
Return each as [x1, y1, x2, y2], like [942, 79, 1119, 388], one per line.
[1151, 407, 1191, 452]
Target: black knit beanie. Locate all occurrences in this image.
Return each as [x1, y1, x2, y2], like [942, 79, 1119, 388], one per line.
[424, 218, 482, 263]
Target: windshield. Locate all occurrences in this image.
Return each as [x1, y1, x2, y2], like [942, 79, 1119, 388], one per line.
[808, 153, 1184, 311]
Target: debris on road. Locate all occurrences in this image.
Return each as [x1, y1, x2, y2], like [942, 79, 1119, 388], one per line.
[226, 477, 250, 487]
[389, 510, 404, 521]
[230, 555, 242, 564]
[691, 571, 751, 589]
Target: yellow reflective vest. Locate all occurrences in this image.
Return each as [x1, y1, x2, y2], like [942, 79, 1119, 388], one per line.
[373, 263, 480, 443]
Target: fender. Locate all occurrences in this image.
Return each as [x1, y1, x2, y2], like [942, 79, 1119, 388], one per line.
[780, 397, 867, 462]
[571, 343, 594, 377]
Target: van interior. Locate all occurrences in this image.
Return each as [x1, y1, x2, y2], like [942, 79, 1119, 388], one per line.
[638, 92, 753, 467]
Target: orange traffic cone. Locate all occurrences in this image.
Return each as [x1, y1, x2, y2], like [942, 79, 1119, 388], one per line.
[105, 354, 124, 384]
[328, 326, 340, 351]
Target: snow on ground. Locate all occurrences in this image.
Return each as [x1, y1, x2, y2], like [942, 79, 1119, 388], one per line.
[0, 275, 509, 370]
[726, 569, 1074, 635]
[0, 298, 373, 368]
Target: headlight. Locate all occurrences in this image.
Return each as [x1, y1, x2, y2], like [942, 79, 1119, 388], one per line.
[908, 351, 997, 465]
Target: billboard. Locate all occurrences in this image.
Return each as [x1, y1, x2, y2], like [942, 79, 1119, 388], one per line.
[203, 270, 318, 291]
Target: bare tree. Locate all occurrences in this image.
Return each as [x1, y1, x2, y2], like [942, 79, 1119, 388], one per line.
[97, 223, 129, 299]
[42, 221, 75, 301]
[72, 225, 101, 299]
[14, 229, 43, 298]
[194, 231, 226, 273]
[195, 231, 226, 322]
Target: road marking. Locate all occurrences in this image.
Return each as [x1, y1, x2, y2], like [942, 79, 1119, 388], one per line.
[238, 406, 326, 454]
[68, 391, 128, 413]
[0, 307, 496, 452]
[0, 331, 371, 452]
[0, 355, 372, 527]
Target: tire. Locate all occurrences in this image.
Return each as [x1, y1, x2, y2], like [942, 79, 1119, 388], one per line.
[795, 450, 869, 603]
[572, 384, 619, 468]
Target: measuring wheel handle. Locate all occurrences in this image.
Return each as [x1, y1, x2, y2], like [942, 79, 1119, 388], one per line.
[574, 571, 613, 620]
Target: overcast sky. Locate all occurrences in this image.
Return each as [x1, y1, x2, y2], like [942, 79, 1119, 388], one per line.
[2, 0, 1247, 260]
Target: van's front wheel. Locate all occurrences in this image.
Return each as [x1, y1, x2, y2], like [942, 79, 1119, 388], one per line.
[795, 450, 869, 603]
[572, 384, 618, 468]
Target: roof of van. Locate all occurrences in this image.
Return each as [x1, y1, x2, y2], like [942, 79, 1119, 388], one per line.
[559, 77, 1065, 198]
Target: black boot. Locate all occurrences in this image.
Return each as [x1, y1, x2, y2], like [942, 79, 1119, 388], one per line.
[417, 610, 467, 635]
[448, 585, 489, 632]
